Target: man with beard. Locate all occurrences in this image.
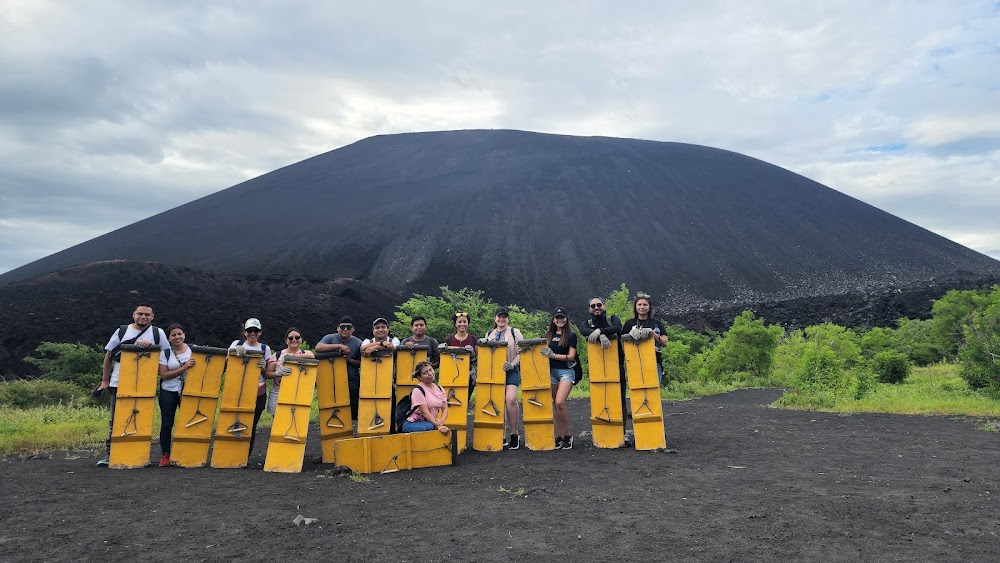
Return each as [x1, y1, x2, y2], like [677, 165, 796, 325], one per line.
[96, 305, 170, 467]
[578, 297, 628, 423]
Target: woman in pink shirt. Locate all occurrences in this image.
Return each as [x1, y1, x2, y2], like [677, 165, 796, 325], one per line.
[401, 361, 449, 434]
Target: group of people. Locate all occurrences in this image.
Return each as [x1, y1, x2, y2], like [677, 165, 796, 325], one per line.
[95, 293, 667, 466]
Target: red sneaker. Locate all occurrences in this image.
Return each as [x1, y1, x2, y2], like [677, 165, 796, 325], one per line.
[158, 454, 170, 467]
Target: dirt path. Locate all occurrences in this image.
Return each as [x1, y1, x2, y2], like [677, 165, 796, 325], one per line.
[2, 390, 997, 562]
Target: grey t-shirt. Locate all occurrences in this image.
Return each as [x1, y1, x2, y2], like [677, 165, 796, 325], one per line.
[318, 334, 363, 388]
[400, 335, 440, 366]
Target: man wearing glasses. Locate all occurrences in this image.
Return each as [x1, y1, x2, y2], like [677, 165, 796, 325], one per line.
[316, 316, 364, 422]
[579, 298, 628, 424]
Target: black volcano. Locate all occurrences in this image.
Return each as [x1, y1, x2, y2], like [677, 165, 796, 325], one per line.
[5, 129, 1000, 311]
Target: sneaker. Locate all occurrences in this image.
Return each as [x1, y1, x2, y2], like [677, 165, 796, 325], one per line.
[158, 454, 170, 467]
[502, 436, 509, 448]
[96, 457, 109, 467]
[562, 436, 573, 450]
[555, 436, 564, 450]
[508, 434, 520, 450]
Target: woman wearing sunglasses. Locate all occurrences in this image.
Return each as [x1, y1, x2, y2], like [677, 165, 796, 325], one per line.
[228, 318, 279, 456]
[444, 311, 477, 393]
[266, 327, 315, 416]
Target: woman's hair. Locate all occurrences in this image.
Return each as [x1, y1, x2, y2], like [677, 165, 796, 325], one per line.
[166, 323, 185, 337]
[411, 360, 434, 380]
[285, 327, 302, 340]
[545, 318, 573, 348]
[453, 312, 470, 326]
[632, 294, 654, 320]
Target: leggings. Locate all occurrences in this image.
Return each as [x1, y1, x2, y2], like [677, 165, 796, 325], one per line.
[249, 393, 267, 454]
[157, 390, 181, 455]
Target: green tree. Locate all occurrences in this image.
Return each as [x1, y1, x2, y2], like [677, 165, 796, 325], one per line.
[24, 342, 105, 389]
[859, 327, 894, 359]
[604, 283, 632, 321]
[695, 311, 783, 383]
[391, 286, 550, 342]
[873, 350, 911, 384]
[958, 287, 1000, 393]
[894, 318, 943, 366]
[929, 288, 990, 360]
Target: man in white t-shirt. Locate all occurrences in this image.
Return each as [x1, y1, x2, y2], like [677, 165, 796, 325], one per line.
[96, 305, 170, 467]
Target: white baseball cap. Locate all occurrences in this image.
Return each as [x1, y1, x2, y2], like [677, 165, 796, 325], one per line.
[244, 318, 262, 330]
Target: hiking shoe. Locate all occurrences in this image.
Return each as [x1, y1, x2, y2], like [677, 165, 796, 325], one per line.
[555, 436, 564, 450]
[158, 454, 170, 467]
[96, 457, 109, 467]
[508, 434, 520, 450]
[562, 436, 573, 450]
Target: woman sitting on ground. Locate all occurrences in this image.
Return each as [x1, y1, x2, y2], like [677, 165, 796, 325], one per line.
[401, 361, 449, 434]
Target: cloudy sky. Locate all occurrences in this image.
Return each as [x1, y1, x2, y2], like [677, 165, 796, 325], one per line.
[1, 1, 998, 275]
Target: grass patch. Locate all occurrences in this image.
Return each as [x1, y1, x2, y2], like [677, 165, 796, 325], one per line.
[777, 364, 1000, 417]
[0, 401, 109, 456]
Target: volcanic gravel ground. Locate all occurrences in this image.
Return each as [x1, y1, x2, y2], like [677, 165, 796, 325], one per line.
[1, 390, 998, 562]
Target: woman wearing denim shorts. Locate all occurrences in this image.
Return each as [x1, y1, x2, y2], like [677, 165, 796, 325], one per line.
[540, 308, 578, 449]
[483, 307, 523, 450]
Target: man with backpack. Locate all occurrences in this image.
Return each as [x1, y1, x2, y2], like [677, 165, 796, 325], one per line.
[96, 305, 169, 467]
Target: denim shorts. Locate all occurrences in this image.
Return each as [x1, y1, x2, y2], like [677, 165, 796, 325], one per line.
[505, 369, 521, 387]
[550, 367, 574, 385]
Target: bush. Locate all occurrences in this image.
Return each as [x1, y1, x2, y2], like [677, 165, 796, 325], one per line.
[694, 311, 784, 384]
[0, 380, 89, 408]
[24, 342, 104, 389]
[873, 350, 911, 384]
[959, 289, 1000, 392]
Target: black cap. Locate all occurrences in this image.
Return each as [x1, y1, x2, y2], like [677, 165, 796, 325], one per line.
[552, 307, 568, 318]
[338, 316, 353, 325]
[494, 307, 509, 316]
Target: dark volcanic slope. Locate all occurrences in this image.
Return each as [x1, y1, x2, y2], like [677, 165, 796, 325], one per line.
[0, 261, 400, 375]
[4, 130, 999, 311]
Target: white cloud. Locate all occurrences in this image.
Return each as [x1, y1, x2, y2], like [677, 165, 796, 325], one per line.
[1, 0, 999, 273]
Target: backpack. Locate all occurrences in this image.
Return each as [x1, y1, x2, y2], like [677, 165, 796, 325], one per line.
[394, 384, 443, 432]
[237, 340, 270, 372]
[109, 324, 161, 363]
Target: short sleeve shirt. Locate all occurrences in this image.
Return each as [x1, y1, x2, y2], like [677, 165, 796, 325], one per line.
[158, 345, 192, 393]
[318, 334, 363, 388]
[105, 325, 170, 387]
[407, 383, 446, 422]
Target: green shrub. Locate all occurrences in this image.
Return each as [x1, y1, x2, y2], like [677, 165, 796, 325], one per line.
[959, 290, 1000, 392]
[0, 380, 89, 408]
[24, 342, 104, 389]
[694, 311, 783, 384]
[873, 350, 911, 384]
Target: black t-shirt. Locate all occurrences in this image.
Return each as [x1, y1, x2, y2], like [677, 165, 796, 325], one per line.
[547, 332, 578, 370]
[622, 317, 666, 365]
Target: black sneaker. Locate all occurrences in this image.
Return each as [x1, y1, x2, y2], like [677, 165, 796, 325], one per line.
[508, 434, 520, 450]
[562, 436, 573, 450]
[555, 436, 564, 450]
[502, 436, 509, 448]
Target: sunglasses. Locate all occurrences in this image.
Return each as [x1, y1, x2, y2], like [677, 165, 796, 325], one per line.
[454, 312, 469, 318]
[589, 303, 604, 309]
[245, 328, 261, 334]
[338, 324, 353, 330]
[287, 335, 302, 341]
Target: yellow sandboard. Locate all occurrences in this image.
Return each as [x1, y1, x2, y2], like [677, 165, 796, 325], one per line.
[439, 346, 472, 452]
[265, 357, 318, 473]
[334, 430, 457, 474]
[588, 338, 625, 448]
[358, 351, 394, 437]
[171, 346, 228, 467]
[109, 345, 160, 469]
[622, 336, 666, 450]
[211, 351, 264, 468]
[315, 351, 352, 463]
[394, 345, 429, 415]
[472, 341, 508, 452]
[518, 338, 555, 451]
